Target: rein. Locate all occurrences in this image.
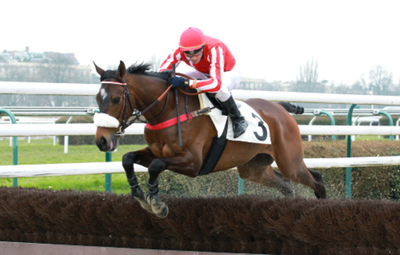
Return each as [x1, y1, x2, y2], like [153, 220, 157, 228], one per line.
[176, 72, 205, 96]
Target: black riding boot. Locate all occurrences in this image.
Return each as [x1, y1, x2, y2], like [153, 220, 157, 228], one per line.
[220, 96, 248, 138]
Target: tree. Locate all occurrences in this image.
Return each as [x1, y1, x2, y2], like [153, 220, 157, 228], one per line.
[148, 54, 161, 72]
[369, 65, 393, 95]
[38, 53, 76, 83]
[293, 58, 324, 93]
[331, 81, 349, 94]
[361, 65, 393, 95]
[0, 54, 95, 107]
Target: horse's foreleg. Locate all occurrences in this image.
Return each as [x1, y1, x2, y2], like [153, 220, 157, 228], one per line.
[122, 148, 155, 213]
[146, 158, 169, 218]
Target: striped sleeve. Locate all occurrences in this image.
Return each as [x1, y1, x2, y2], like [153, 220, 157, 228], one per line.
[190, 46, 224, 92]
[159, 48, 182, 72]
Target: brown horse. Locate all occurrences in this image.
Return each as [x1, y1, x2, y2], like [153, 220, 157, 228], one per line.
[94, 61, 326, 218]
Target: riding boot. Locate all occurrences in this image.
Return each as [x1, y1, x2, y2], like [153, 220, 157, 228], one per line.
[220, 96, 248, 138]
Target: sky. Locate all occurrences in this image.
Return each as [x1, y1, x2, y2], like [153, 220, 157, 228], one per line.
[2, 0, 399, 85]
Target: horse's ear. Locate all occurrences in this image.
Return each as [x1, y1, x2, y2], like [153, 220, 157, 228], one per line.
[116, 60, 126, 80]
[93, 62, 105, 76]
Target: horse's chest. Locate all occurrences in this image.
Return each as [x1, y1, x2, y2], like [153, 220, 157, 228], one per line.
[149, 142, 176, 158]
[145, 130, 184, 158]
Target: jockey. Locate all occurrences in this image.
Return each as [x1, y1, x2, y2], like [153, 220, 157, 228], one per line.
[159, 27, 248, 138]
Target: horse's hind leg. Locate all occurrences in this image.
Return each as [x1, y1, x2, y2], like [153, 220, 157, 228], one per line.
[238, 154, 295, 197]
[278, 159, 327, 199]
[122, 147, 155, 213]
[308, 168, 326, 199]
[271, 169, 295, 197]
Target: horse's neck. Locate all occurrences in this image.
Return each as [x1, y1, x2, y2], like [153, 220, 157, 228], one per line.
[129, 75, 174, 122]
[129, 75, 199, 124]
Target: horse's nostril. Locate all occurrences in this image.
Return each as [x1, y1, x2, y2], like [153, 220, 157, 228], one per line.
[97, 136, 108, 151]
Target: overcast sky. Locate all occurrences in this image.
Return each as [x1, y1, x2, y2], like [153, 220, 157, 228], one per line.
[2, 0, 399, 85]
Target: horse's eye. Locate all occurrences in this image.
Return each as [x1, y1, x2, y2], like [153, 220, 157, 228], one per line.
[112, 97, 121, 104]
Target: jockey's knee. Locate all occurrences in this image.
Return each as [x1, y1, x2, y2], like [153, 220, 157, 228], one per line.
[215, 89, 231, 102]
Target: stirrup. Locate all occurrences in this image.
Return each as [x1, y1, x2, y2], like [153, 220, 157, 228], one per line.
[232, 116, 248, 138]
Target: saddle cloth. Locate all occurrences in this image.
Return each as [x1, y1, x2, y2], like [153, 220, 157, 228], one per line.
[199, 93, 271, 145]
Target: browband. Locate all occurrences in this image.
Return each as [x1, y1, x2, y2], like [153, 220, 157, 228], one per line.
[101, 81, 127, 86]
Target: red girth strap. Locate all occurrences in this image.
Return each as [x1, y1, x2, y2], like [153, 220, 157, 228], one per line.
[145, 107, 212, 131]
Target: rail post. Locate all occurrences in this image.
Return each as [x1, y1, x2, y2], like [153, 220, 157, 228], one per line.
[238, 175, 244, 195]
[0, 109, 18, 186]
[105, 152, 112, 192]
[346, 104, 357, 199]
[378, 111, 394, 141]
[93, 108, 112, 192]
[319, 110, 336, 140]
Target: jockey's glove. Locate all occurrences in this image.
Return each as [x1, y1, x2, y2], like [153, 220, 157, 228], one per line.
[169, 77, 189, 89]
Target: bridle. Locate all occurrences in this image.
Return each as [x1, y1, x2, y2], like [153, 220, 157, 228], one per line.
[99, 80, 173, 136]
[98, 73, 204, 136]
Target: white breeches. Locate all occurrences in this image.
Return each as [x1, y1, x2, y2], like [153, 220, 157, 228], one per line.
[183, 68, 241, 102]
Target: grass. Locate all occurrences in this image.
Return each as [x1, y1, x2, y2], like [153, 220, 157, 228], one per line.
[0, 138, 146, 193]
[353, 135, 394, 141]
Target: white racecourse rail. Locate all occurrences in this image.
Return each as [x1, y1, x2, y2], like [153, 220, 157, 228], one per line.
[1, 81, 400, 178]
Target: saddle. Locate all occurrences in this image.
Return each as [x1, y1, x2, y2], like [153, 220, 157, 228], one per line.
[149, 87, 271, 176]
[196, 93, 271, 175]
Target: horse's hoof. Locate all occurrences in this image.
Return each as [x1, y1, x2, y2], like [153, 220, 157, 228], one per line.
[139, 201, 153, 213]
[155, 205, 169, 218]
[151, 203, 169, 218]
[146, 194, 169, 218]
[133, 197, 153, 213]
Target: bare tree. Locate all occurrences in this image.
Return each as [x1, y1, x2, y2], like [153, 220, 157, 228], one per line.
[331, 81, 348, 94]
[360, 65, 393, 95]
[293, 58, 323, 92]
[0, 54, 94, 107]
[38, 53, 76, 83]
[148, 54, 161, 72]
[368, 65, 393, 95]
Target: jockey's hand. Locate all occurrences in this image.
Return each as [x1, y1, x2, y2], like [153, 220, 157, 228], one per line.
[169, 77, 189, 89]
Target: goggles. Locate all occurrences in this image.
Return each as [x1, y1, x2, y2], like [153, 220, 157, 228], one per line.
[183, 45, 205, 56]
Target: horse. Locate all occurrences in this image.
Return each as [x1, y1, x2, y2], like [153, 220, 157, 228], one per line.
[93, 61, 326, 218]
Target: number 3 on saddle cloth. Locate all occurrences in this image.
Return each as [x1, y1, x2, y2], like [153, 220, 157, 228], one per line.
[197, 93, 271, 175]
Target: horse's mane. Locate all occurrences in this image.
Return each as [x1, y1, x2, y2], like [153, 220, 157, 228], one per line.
[99, 63, 171, 82]
[127, 63, 171, 81]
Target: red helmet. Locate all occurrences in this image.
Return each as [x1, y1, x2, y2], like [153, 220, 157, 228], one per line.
[179, 27, 206, 52]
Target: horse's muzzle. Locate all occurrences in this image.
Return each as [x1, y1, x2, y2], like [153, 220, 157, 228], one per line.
[96, 134, 118, 152]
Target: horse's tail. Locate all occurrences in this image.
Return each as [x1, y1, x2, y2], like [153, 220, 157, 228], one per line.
[277, 102, 304, 115]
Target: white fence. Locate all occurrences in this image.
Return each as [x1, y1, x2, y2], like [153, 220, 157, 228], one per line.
[1, 156, 400, 179]
[1, 81, 400, 178]
[3, 123, 400, 137]
[2, 81, 400, 104]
